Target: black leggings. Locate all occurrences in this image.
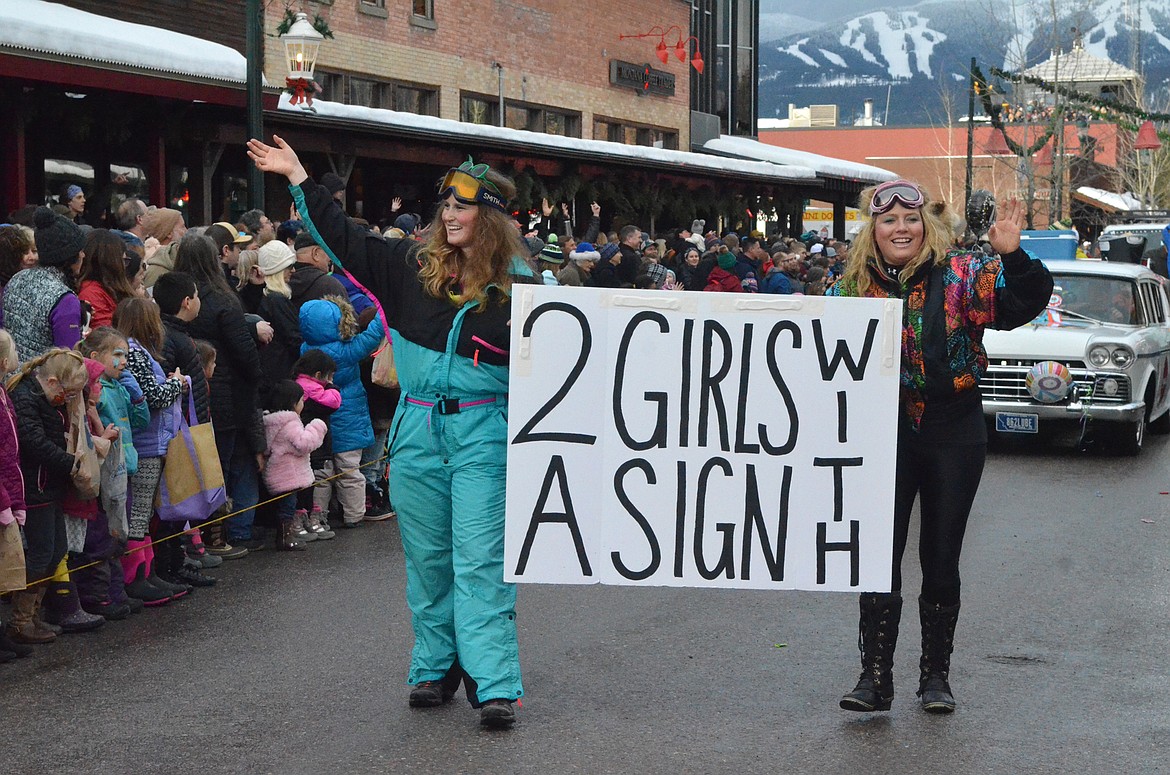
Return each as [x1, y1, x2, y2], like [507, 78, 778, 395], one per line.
[890, 434, 986, 606]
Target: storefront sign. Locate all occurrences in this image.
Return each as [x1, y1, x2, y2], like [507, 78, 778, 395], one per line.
[504, 286, 903, 592]
[610, 60, 675, 97]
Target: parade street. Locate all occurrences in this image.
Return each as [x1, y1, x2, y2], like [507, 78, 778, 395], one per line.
[6, 433, 1169, 775]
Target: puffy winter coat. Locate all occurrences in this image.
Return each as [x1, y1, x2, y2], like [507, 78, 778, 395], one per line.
[96, 375, 149, 476]
[261, 410, 327, 495]
[0, 387, 26, 524]
[10, 377, 73, 508]
[298, 299, 382, 453]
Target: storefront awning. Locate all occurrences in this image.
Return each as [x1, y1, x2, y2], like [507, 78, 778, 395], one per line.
[277, 95, 819, 187]
[701, 134, 896, 186]
[0, 0, 259, 104]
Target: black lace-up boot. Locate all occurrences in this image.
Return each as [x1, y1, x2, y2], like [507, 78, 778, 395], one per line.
[840, 592, 903, 712]
[917, 597, 961, 713]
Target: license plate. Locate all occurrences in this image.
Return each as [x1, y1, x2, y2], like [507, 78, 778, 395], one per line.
[996, 412, 1039, 434]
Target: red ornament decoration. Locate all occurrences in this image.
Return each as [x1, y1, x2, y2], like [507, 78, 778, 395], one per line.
[286, 77, 322, 108]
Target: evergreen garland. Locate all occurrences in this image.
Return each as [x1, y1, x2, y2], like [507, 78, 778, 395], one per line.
[275, 6, 335, 39]
[973, 63, 1170, 147]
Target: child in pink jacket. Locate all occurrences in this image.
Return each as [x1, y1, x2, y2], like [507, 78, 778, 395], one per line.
[262, 380, 327, 552]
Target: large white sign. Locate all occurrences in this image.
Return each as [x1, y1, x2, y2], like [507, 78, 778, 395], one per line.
[504, 286, 902, 592]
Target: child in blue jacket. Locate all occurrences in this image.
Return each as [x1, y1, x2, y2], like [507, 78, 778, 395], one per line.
[299, 296, 382, 528]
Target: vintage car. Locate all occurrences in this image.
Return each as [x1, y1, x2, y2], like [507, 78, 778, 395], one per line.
[981, 260, 1170, 454]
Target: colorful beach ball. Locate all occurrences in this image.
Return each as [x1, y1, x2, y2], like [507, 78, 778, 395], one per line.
[1025, 361, 1073, 403]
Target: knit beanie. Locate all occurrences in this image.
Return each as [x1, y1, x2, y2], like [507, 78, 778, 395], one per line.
[645, 262, 668, 288]
[570, 242, 601, 263]
[599, 242, 620, 264]
[524, 236, 546, 258]
[717, 251, 736, 271]
[141, 208, 183, 242]
[540, 234, 564, 264]
[33, 206, 86, 268]
[320, 172, 346, 195]
[257, 240, 297, 276]
[690, 219, 705, 235]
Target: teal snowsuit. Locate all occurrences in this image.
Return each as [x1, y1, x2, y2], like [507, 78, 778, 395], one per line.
[292, 178, 530, 705]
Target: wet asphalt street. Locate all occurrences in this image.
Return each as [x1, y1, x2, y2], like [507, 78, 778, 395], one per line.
[3, 431, 1170, 775]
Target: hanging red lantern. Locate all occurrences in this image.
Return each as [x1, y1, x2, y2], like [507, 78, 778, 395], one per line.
[1135, 120, 1162, 151]
[984, 128, 1012, 156]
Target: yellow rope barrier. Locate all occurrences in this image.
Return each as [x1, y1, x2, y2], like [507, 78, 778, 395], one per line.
[21, 453, 390, 589]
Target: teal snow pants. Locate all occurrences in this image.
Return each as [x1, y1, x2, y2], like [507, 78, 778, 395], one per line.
[388, 308, 522, 706]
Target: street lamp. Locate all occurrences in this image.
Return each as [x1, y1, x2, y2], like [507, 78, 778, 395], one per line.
[281, 12, 325, 84]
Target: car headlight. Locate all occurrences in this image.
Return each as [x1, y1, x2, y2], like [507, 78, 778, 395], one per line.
[1087, 345, 1111, 367]
[1111, 346, 1135, 368]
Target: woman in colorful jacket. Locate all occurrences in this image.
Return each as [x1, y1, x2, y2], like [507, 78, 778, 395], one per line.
[830, 180, 1052, 715]
[249, 135, 534, 729]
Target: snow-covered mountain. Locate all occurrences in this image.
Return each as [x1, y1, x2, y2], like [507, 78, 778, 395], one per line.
[758, 0, 1170, 126]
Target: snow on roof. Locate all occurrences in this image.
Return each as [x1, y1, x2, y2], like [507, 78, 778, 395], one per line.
[277, 94, 819, 183]
[702, 134, 896, 184]
[1075, 186, 1143, 213]
[0, 0, 249, 84]
[1024, 45, 1140, 85]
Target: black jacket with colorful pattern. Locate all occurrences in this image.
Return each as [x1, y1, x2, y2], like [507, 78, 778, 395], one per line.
[829, 247, 1053, 429]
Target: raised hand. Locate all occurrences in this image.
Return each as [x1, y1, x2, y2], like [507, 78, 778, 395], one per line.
[987, 198, 1024, 256]
[391, 197, 403, 213]
[246, 135, 309, 186]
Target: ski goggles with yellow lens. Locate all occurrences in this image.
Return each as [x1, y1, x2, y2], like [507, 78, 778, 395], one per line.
[438, 159, 509, 213]
[869, 179, 925, 215]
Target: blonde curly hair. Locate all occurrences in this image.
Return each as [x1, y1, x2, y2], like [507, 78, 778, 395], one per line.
[840, 181, 957, 296]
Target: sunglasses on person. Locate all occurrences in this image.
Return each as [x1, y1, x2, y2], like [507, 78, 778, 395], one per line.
[869, 180, 925, 215]
[438, 159, 509, 213]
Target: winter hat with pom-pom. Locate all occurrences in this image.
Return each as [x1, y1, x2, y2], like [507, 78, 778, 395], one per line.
[33, 206, 86, 268]
[540, 234, 564, 264]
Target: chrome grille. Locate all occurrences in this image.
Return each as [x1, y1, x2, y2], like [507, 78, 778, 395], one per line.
[982, 360, 1131, 404]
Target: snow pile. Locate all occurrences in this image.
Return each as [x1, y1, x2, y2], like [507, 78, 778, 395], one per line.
[277, 95, 819, 182]
[1077, 187, 1143, 212]
[0, 0, 248, 83]
[702, 135, 895, 184]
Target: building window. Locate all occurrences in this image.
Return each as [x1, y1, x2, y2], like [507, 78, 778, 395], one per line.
[461, 94, 580, 137]
[359, 0, 389, 18]
[317, 70, 344, 102]
[395, 84, 437, 115]
[410, 0, 437, 28]
[595, 117, 678, 150]
[317, 70, 439, 116]
[462, 96, 499, 126]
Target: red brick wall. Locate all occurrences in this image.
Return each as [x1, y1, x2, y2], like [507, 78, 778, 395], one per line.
[274, 0, 694, 139]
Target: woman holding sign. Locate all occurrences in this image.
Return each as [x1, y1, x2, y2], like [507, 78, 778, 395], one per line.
[829, 180, 1051, 714]
[247, 135, 535, 729]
